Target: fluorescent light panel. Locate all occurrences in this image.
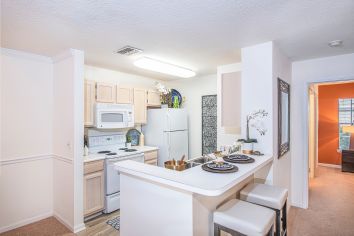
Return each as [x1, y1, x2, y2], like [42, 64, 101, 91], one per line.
[134, 57, 196, 78]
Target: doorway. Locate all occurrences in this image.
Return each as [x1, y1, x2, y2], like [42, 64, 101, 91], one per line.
[307, 80, 354, 191]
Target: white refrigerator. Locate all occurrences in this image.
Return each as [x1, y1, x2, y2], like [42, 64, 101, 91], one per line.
[143, 108, 189, 166]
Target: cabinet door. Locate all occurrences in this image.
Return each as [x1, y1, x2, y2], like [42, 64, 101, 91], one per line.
[84, 171, 104, 217]
[84, 80, 95, 126]
[144, 150, 158, 161]
[116, 86, 133, 104]
[96, 82, 116, 103]
[133, 88, 147, 124]
[147, 90, 161, 107]
[145, 159, 158, 166]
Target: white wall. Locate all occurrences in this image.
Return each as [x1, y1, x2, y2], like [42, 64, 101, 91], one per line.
[272, 43, 292, 203]
[85, 65, 161, 87]
[0, 49, 54, 232]
[0, 48, 85, 233]
[166, 74, 217, 158]
[291, 53, 354, 208]
[53, 49, 85, 232]
[239, 42, 292, 201]
[241, 42, 274, 154]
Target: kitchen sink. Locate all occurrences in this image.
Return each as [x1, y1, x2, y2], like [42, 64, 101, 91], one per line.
[184, 155, 215, 170]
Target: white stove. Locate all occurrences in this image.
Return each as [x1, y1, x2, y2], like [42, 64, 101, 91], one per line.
[93, 147, 143, 159]
[87, 131, 145, 213]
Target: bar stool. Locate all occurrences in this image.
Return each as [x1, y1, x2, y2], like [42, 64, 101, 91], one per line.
[214, 199, 275, 236]
[240, 183, 288, 236]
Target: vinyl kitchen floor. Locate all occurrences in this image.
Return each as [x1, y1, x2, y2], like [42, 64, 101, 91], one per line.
[2, 166, 354, 236]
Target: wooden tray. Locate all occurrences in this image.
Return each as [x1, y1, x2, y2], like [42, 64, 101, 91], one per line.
[201, 163, 238, 173]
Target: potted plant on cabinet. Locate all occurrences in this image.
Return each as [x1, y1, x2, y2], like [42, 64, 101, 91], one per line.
[126, 136, 132, 149]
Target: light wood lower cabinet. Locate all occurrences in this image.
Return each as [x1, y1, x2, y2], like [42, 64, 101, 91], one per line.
[144, 150, 158, 166]
[84, 160, 104, 217]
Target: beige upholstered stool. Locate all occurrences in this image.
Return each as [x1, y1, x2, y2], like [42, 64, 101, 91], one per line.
[240, 183, 288, 236]
[213, 199, 275, 236]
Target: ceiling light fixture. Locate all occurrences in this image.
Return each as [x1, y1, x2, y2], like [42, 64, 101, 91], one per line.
[134, 57, 196, 78]
[328, 40, 343, 47]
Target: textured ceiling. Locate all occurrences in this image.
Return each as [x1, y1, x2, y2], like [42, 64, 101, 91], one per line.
[1, 0, 354, 80]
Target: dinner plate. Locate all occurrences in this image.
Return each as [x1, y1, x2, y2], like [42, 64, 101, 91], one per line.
[206, 162, 234, 170]
[228, 154, 251, 160]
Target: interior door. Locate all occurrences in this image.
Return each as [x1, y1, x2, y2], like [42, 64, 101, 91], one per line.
[166, 130, 189, 161]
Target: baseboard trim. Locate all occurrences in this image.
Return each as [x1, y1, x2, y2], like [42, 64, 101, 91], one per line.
[74, 223, 86, 233]
[318, 163, 341, 169]
[0, 211, 53, 233]
[53, 211, 74, 232]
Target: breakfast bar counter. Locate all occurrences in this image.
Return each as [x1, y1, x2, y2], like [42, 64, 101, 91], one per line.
[115, 154, 273, 236]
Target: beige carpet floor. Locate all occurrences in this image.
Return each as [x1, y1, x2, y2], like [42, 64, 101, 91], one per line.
[2, 166, 353, 236]
[288, 166, 354, 236]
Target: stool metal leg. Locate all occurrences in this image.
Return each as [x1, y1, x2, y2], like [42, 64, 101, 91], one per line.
[214, 223, 246, 236]
[275, 209, 281, 236]
[282, 201, 287, 236]
[214, 223, 220, 236]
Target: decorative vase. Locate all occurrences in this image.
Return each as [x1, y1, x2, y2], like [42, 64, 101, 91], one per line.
[242, 142, 254, 154]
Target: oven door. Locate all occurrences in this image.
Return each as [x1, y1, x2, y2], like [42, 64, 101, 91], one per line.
[96, 110, 127, 129]
[105, 153, 144, 195]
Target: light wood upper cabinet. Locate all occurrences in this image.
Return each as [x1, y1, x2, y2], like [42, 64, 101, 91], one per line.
[96, 82, 116, 103]
[84, 160, 104, 217]
[84, 80, 95, 126]
[133, 88, 147, 124]
[116, 86, 133, 104]
[147, 90, 161, 107]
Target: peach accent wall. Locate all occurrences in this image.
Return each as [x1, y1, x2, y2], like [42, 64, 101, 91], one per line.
[318, 82, 354, 165]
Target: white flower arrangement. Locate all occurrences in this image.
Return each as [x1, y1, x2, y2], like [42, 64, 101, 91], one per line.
[238, 109, 268, 143]
[248, 109, 268, 136]
[154, 82, 171, 95]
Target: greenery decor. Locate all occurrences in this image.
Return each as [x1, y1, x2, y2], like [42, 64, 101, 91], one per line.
[126, 135, 132, 143]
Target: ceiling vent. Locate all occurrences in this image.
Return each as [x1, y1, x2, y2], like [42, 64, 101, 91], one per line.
[116, 46, 143, 56]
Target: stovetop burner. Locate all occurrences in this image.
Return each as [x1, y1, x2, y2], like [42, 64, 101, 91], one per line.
[125, 149, 137, 152]
[98, 151, 111, 154]
[119, 148, 137, 152]
[106, 152, 117, 156]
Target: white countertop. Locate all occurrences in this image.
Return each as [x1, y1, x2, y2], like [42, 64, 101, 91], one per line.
[131, 145, 159, 152]
[83, 154, 106, 163]
[115, 154, 273, 196]
[83, 146, 159, 163]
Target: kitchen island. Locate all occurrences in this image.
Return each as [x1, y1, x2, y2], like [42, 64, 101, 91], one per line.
[115, 154, 273, 236]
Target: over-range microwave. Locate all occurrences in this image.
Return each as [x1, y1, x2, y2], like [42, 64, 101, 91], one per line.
[95, 103, 134, 129]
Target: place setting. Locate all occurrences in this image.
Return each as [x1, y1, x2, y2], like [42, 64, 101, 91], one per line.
[223, 154, 255, 164]
[201, 161, 238, 173]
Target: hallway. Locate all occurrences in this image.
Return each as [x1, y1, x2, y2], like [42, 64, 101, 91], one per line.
[288, 166, 354, 236]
